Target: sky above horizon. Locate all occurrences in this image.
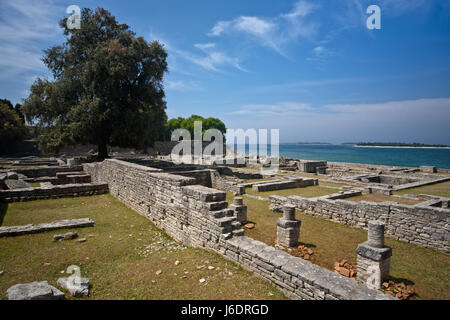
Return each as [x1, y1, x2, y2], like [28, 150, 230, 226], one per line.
[1, 0, 450, 144]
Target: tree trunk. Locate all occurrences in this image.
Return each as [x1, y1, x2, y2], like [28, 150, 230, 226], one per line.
[98, 142, 108, 160]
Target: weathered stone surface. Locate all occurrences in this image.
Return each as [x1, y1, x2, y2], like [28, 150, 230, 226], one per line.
[356, 242, 392, 261]
[4, 179, 31, 190]
[7, 172, 18, 180]
[53, 232, 78, 241]
[277, 205, 301, 247]
[0, 218, 94, 237]
[0, 183, 108, 203]
[57, 277, 90, 297]
[269, 203, 283, 212]
[6, 281, 65, 300]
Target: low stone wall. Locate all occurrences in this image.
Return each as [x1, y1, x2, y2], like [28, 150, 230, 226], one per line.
[325, 190, 363, 200]
[269, 195, 449, 253]
[83, 159, 243, 247]
[11, 165, 84, 178]
[232, 170, 263, 180]
[0, 183, 108, 202]
[298, 161, 327, 173]
[83, 159, 393, 300]
[222, 236, 392, 300]
[253, 178, 317, 192]
[210, 171, 245, 195]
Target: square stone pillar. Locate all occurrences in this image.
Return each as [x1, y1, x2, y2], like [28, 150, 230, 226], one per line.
[230, 197, 247, 224]
[277, 205, 301, 247]
[357, 221, 392, 290]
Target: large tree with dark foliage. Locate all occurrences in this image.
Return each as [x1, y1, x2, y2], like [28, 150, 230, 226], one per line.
[23, 8, 168, 158]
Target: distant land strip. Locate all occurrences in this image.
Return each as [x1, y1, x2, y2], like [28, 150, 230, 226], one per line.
[355, 142, 450, 148]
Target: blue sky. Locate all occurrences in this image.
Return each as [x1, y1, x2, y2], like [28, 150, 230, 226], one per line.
[1, 0, 450, 144]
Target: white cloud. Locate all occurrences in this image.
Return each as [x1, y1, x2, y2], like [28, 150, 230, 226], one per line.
[225, 98, 450, 143]
[165, 80, 204, 92]
[0, 0, 63, 77]
[208, 1, 318, 55]
[194, 43, 216, 50]
[149, 32, 245, 73]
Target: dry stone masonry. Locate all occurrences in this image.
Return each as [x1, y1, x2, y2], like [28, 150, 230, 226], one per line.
[252, 177, 317, 192]
[83, 159, 394, 300]
[357, 221, 392, 290]
[229, 197, 247, 224]
[277, 205, 301, 247]
[269, 194, 449, 253]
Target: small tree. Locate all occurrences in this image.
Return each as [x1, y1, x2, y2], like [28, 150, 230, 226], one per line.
[166, 115, 227, 140]
[0, 102, 28, 153]
[23, 8, 168, 158]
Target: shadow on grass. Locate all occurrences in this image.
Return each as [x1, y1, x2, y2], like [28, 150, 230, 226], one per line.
[0, 202, 8, 226]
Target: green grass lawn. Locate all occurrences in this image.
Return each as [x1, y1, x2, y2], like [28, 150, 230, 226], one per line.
[227, 193, 450, 300]
[246, 185, 340, 198]
[28, 182, 41, 188]
[0, 195, 285, 300]
[395, 180, 450, 198]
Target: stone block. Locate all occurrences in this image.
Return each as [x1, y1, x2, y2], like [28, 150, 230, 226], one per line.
[6, 281, 65, 300]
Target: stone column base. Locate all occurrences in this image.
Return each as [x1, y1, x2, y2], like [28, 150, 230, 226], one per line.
[356, 241, 392, 290]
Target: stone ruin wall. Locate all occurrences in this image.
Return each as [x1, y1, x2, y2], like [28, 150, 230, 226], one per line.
[269, 195, 449, 253]
[83, 159, 393, 300]
[0, 183, 108, 202]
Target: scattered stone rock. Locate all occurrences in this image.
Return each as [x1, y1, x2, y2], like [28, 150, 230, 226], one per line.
[53, 232, 78, 241]
[296, 245, 315, 260]
[6, 281, 65, 300]
[199, 278, 206, 284]
[75, 238, 87, 243]
[208, 266, 215, 270]
[244, 223, 255, 229]
[57, 277, 90, 297]
[333, 259, 357, 278]
[0, 270, 3, 275]
[155, 270, 162, 275]
[381, 279, 417, 300]
[174, 260, 180, 266]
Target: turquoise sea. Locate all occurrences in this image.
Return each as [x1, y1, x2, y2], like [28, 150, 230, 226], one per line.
[233, 144, 450, 169]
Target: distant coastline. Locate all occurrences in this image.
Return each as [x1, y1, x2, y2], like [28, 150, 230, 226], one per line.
[354, 145, 450, 149]
[354, 142, 450, 149]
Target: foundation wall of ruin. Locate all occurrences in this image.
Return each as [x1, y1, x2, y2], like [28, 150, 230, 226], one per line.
[269, 195, 449, 253]
[0, 183, 108, 202]
[83, 159, 394, 300]
[11, 165, 84, 178]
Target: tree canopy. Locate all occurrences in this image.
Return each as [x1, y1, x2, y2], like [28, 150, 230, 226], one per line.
[22, 8, 168, 158]
[0, 102, 28, 153]
[0, 99, 25, 124]
[166, 115, 226, 140]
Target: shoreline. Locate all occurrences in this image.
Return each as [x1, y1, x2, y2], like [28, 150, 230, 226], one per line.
[353, 145, 450, 150]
